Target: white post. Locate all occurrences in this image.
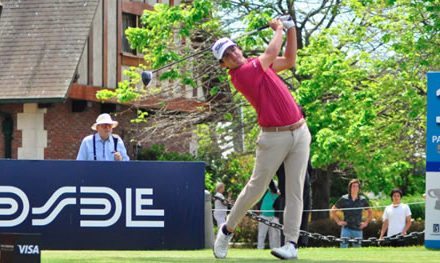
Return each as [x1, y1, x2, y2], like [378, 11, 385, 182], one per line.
[204, 190, 214, 248]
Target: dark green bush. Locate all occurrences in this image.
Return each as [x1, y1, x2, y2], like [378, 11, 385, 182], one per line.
[137, 144, 197, 161]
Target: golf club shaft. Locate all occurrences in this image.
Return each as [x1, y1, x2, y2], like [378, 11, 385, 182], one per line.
[150, 25, 269, 74]
[231, 25, 269, 41]
[150, 47, 211, 74]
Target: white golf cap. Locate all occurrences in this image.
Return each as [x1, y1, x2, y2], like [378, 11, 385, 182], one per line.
[212, 37, 236, 60]
[91, 113, 118, 130]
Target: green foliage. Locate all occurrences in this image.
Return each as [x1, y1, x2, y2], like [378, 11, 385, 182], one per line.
[130, 110, 149, 124]
[136, 144, 215, 192]
[294, 0, 437, 195]
[194, 123, 255, 197]
[127, 0, 217, 76]
[137, 144, 196, 161]
[97, 0, 220, 104]
[96, 67, 144, 103]
[97, 0, 438, 201]
[230, 217, 258, 244]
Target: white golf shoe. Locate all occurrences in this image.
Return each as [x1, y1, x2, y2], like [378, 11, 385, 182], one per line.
[213, 225, 234, 259]
[271, 242, 298, 260]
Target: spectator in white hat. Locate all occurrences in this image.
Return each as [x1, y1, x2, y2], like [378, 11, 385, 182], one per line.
[76, 113, 129, 161]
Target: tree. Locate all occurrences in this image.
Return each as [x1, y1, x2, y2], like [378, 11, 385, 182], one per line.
[97, 0, 438, 220]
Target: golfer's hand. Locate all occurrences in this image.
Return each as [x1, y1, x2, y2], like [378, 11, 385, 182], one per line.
[337, 220, 347, 226]
[279, 15, 295, 30]
[113, 151, 122, 161]
[269, 19, 283, 31]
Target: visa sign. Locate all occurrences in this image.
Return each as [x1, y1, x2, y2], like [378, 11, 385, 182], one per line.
[0, 186, 165, 228]
[17, 244, 40, 255]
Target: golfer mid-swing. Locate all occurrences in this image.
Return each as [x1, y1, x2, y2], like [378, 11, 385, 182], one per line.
[212, 17, 311, 260]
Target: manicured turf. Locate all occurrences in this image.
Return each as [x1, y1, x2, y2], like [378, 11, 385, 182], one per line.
[42, 246, 437, 262]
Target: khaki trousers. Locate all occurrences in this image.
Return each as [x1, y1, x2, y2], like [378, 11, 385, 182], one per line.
[226, 124, 311, 243]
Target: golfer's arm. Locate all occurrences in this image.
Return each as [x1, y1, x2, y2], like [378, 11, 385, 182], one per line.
[259, 27, 284, 71]
[272, 27, 297, 73]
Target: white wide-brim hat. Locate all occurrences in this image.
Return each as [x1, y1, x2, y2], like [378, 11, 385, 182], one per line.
[91, 113, 118, 130]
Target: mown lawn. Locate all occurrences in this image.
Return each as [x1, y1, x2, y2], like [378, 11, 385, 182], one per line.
[42, 246, 437, 262]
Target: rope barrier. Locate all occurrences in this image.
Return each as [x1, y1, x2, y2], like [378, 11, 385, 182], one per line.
[211, 201, 425, 213]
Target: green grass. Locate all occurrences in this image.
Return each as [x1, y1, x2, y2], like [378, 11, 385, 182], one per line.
[42, 246, 437, 263]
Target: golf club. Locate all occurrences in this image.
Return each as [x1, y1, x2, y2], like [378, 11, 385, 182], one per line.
[141, 15, 294, 87]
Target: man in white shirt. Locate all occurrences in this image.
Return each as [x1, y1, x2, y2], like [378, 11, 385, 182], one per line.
[379, 188, 412, 239]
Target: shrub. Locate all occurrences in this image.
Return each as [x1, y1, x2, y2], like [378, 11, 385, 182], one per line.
[231, 216, 258, 246]
[137, 144, 197, 161]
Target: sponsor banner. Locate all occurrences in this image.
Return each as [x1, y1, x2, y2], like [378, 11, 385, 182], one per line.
[0, 160, 205, 250]
[426, 72, 440, 249]
[0, 233, 40, 263]
[426, 172, 440, 248]
[427, 72, 440, 163]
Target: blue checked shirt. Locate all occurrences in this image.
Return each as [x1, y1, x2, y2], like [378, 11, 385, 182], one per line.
[76, 133, 130, 161]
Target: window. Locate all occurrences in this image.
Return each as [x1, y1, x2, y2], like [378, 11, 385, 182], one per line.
[72, 100, 87, 113]
[122, 13, 138, 55]
[100, 103, 117, 113]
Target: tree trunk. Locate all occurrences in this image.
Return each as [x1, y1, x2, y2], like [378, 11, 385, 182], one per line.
[232, 107, 244, 153]
[311, 168, 331, 221]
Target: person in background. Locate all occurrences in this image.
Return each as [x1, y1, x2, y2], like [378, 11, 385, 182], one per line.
[77, 113, 129, 161]
[257, 182, 281, 249]
[331, 179, 372, 248]
[379, 188, 412, 241]
[213, 182, 229, 226]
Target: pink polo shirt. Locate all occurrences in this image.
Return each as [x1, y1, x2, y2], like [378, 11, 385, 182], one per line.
[229, 58, 303, 127]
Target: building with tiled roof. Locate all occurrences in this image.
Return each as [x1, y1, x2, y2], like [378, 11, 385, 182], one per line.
[0, 0, 200, 160]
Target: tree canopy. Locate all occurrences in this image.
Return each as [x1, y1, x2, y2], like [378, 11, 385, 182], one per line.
[97, 0, 439, 209]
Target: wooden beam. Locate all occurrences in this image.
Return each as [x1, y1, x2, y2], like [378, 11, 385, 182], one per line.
[87, 32, 93, 85]
[117, 0, 122, 83]
[68, 83, 207, 113]
[69, 83, 102, 102]
[102, 0, 108, 87]
[121, 53, 146, 67]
